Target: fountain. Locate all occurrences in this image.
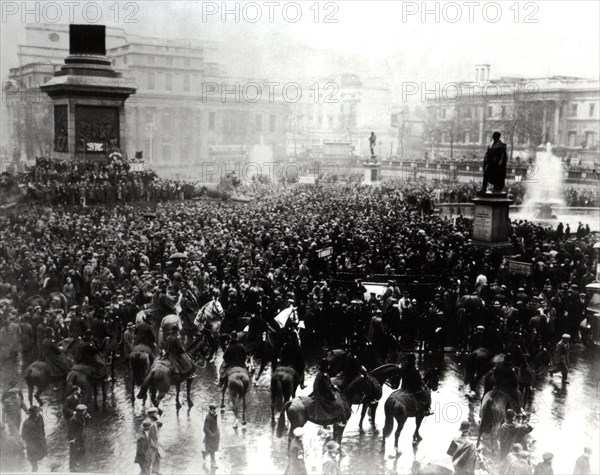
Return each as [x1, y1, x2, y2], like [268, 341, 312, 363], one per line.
[513, 142, 599, 230]
[520, 142, 565, 222]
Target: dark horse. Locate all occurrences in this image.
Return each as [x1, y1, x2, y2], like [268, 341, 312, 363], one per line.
[220, 366, 250, 428]
[270, 365, 301, 424]
[381, 368, 439, 457]
[137, 359, 194, 409]
[24, 338, 75, 406]
[464, 347, 493, 396]
[65, 337, 112, 409]
[276, 375, 378, 447]
[129, 344, 156, 403]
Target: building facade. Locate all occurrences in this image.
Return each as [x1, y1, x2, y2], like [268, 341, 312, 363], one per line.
[3, 24, 289, 170]
[286, 74, 409, 162]
[424, 65, 600, 167]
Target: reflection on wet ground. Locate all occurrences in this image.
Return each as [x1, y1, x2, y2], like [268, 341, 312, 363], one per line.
[1, 347, 598, 474]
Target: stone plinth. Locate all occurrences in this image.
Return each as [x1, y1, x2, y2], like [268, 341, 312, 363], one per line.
[362, 159, 382, 186]
[471, 192, 514, 251]
[40, 25, 136, 161]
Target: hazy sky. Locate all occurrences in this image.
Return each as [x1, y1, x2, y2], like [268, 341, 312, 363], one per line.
[1, 1, 599, 87]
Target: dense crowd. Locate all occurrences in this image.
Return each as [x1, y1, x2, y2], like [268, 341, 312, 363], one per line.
[14, 156, 195, 205]
[0, 183, 597, 352]
[0, 181, 598, 474]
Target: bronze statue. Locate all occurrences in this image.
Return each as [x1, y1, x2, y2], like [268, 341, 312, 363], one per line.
[369, 132, 377, 158]
[479, 131, 507, 195]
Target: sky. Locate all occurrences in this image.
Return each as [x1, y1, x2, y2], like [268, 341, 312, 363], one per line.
[1, 1, 599, 89]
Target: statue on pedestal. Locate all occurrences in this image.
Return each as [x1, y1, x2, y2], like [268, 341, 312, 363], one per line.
[369, 132, 377, 161]
[479, 131, 507, 195]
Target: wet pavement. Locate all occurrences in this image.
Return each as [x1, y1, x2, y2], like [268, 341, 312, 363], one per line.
[1, 346, 598, 474]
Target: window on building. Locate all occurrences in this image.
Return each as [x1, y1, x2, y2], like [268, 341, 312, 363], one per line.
[165, 57, 173, 66]
[147, 55, 155, 65]
[183, 75, 191, 92]
[585, 132, 595, 147]
[147, 72, 155, 90]
[590, 103, 596, 117]
[501, 106, 506, 118]
[269, 115, 276, 132]
[255, 114, 262, 131]
[162, 143, 171, 161]
[123, 56, 128, 64]
[208, 112, 215, 130]
[568, 131, 577, 147]
[165, 74, 173, 91]
[487, 105, 493, 118]
[569, 104, 578, 117]
[183, 57, 191, 67]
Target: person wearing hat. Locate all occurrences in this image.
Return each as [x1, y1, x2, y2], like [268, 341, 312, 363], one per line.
[279, 331, 306, 390]
[322, 440, 340, 475]
[123, 321, 136, 361]
[397, 353, 434, 417]
[39, 326, 72, 378]
[135, 419, 158, 475]
[219, 331, 246, 388]
[312, 359, 347, 425]
[447, 420, 471, 457]
[68, 404, 88, 472]
[550, 333, 571, 385]
[498, 409, 533, 459]
[134, 314, 157, 354]
[202, 404, 220, 468]
[63, 385, 82, 420]
[492, 352, 523, 412]
[447, 420, 482, 475]
[164, 326, 195, 379]
[21, 405, 47, 472]
[533, 452, 554, 475]
[573, 447, 592, 475]
[285, 427, 307, 475]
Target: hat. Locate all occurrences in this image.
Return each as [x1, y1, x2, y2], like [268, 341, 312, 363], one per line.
[76, 404, 87, 411]
[562, 333, 571, 339]
[325, 441, 340, 452]
[29, 405, 41, 414]
[542, 452, 554, 461]
[127, 322, 135, 329]
[459, 421, 470, 431]
[229, 331, 238, 341]
[208, 403, 218, 410]
[476, 325, 485, 330]
[142, 419, 153, 429]
[146, 407, 159, 414]
[293, 427, 304, 437]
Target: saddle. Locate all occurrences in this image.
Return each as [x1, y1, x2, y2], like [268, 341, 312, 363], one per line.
[389, 388, 431, 414]
[71, 364, 101, 381]
[300, 395, 351, 425]
[275, 365, 298, 380]
[132, 344, 156, 359]
[225, 366, 248, 378]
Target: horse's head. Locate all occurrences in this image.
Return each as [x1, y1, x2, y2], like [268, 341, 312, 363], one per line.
[423, 367, 440, 392]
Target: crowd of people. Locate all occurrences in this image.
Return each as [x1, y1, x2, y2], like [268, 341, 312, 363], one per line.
[12, 156, 197, 205]
[0, 179, 598, 474]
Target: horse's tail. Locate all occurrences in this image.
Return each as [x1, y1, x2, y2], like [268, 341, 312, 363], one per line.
[478, 394, 493, 440]
[271, 372, 283, 411]
[137, 366, 154, 399]
[382, 398, 395, 439]
[276, 400, 292, 438]
[130, 352, 149, 386]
